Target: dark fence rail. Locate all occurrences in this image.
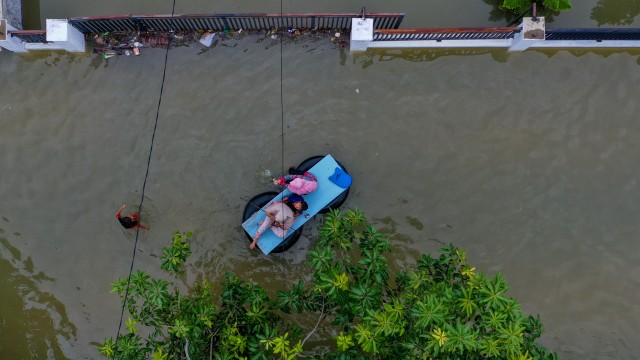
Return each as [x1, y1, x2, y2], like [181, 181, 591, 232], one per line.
[373, 27, 520, 41]
[69, 13, 405, 34]
[546, 28, 640, 41]
[8, 30, 48, 43]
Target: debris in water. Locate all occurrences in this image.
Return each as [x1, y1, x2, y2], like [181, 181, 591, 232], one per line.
[198, 32, 217, 47]
[90, 28, 351, 59]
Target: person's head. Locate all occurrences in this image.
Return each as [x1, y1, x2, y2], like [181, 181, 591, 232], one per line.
[286, 194, 308, 212]
[293, 200, 308, 211]
[118, 215, 138, 229]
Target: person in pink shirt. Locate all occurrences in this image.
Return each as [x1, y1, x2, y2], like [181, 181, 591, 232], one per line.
[250, 195, 307, 250]
[273, 171, 318, 195]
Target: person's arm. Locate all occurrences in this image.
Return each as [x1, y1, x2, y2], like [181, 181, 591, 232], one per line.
[274, 174, 308, 186]
[265, 202, 280, 221]
[265, 210, 276, 221]
[273, 176, 293, 186]
[116, 204, 126, 218]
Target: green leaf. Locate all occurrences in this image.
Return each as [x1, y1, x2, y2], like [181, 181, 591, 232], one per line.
[354, 324, 378, 354]
[130, 270, 150, 294]
[336, 332, 355, 351]
[483, 309, 508, 330]
[110, 278, 128, 295]
[546, 0, 571, 10]
[499, 320, 526, 357]
[168, 319, 189, 338]
[412, 295, 448, 329]
[147, 278, 169, 308]
[151, 347, 169, 360]
[98, 337, 115, 359]
[125, 317, 137, 334]
[445, 320, 477, 355]
[501, 0, 530, 11]
[479, 337, 501, 358]
[333, 272, 350, 291]
[456, 286, 479, 319]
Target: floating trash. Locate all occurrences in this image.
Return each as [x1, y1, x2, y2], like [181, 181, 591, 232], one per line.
[90, 28, 351, 59]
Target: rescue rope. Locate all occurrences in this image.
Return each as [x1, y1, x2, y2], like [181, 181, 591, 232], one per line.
[279, 0, 286, 235]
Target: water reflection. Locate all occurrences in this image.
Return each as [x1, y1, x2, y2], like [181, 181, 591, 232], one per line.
[532, 48, 640, 64]
[591, 0, 640, 25]
[0, 224, 76, 359]
[357, 47, 640, 66]
[356, 48, 510, 65]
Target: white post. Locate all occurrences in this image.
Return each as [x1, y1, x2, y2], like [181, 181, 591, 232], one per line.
[24, 19, 85, 52]
[509, 17, 545, 52]
[0, 19, 28, 52]
[350, 18, 373, 52]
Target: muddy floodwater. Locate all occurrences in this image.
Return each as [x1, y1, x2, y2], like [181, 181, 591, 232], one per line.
[2, 1, 640, 359]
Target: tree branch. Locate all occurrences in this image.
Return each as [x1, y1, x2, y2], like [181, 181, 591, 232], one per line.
[209, 328, 219, 360]
[184, 338, 191, 360]
[301, 302, 326, 347]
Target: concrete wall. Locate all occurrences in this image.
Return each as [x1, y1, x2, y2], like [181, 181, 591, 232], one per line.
[1, 0, 23, 29]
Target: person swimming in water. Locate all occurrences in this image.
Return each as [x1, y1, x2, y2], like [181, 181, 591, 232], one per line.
[116, 204, 148, 230]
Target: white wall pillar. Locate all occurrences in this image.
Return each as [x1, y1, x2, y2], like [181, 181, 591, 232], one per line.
[509, 17, 545, 52]
[0, 19, 28, 52]
[26, 19, 85, 52]
[350, 18, 373, 52]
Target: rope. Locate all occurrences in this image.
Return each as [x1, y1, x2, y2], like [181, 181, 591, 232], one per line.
[114, 0, 177, 346]
[279, 0, 286, 231]
[280, 0, 285, 180]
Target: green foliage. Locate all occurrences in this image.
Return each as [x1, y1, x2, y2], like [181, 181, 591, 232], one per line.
[101, 231, 300, 360]
[161, 231, 192, 276]
[501, 0, 572, 13]
[100, 211, 557, 359]
[304, 209, 556, 359]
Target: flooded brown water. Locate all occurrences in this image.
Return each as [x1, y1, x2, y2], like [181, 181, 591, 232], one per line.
[2, 1, 640, 359]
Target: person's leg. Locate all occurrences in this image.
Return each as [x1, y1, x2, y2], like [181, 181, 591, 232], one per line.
[135, 223, 149, 230]
[251, 217, 272, 249]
